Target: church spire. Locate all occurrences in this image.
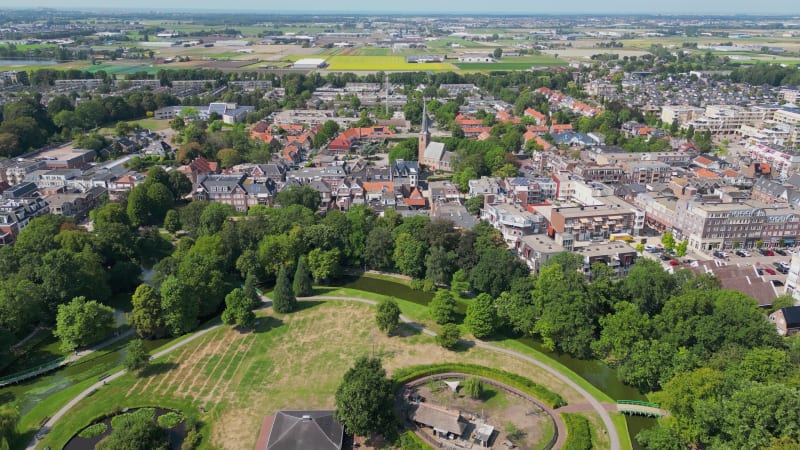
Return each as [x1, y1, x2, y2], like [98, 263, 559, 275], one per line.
[421, 99, 430, 135]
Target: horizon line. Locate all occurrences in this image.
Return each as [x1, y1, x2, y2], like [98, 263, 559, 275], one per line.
[10, 7, 800, 16]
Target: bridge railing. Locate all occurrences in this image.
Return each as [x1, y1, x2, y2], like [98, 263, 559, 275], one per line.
[617, 400, 660, 408]
[0, 356, 70, 387]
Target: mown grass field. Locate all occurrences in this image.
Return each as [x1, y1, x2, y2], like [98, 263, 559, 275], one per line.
[325, 55, 456, 71]
[35, 299, 591, 450]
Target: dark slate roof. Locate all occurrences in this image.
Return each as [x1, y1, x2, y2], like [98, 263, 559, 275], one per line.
[265, 410, 343, 450]
[2, 182, 39, 199]
[781, 306, 800, 328]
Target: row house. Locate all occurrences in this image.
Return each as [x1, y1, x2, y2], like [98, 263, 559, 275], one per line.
[574, 242, 638, 278]
[747, 143, 800, 181]
[621, 160, 672, 184]
[45, 186, 105, 219]
[481, 202, 544, 246]
[194, 174, 275, 212]
[468, 177, 503, 198]
[327, 126, 394, 153]
[230, 162, 288, 184]
[0, 183, 49, 246]
[334, 178, 365, 211]
[429, 181, 460, 203]
[504, 177, 558, 206]
[390, 159, 419, 188]
[634, 192, 679, 232]
[572, 164, 625, 184]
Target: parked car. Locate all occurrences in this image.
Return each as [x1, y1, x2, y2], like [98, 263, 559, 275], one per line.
[775, 249, 788, 256]
[777, 266, 789, 274]
[771, 280, 785, 287]
[756, 268, 764, 276]
[735, 250, 751, 257]
[764, 268, 776, 275]
[660, 253, 672, 261]
[759, 249, 775, 256]
[669, 259, 681, 266]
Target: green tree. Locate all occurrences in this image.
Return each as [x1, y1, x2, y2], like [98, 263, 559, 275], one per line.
[272, 266, 297, 313]
[159, 276, 197, 336]
[96, 412, 169, 450]
[307, 248, 341, 283]
[365, 227, 395, 271]
[465, 293, 497, 339]
[463, 377, 484, 399]
[430, 289, 458, 325]
[622, 259, 677, 315]
[163, 210, 181, 234]
[436, 323, 461, 349]
[126, 184, 151, 227]
[393, 232, 427, 279]
[465, 195, 483, 216]
[275, 185, 321, 211]
[130, 284, 166, 338]
[221, 288, 257, 329]
[675, 241, 688, 257]
[334, 357, 395, 437]
[292, 256, 313, 297]
[167, 171, 192, 200]
[592, 301, 650, 362]
[450, 269, 471, 297]
[425, 246, 457, 286]
[124, 339, 150, 373]
[54, 296, 115, 352]
[0, 404, 19, 450]
[493, 47, 503, 59]
[713, 383, 800, 450]
[375, 298, 401, 335]
[662, 232, 676, 252]
[198, 203, 235, 236]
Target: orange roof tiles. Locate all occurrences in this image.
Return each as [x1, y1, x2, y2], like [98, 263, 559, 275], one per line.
[693, 168, 720, 178]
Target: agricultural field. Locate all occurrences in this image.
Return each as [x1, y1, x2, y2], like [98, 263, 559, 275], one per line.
[324, 55, 456, 71]
[455, 55, 568, 71]
[34, 299, 593, 450]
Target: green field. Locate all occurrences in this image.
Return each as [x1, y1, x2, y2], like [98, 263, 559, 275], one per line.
[325, 55, 456, 71]
[456, 56, 568, 70]
[33, 298, 601, 450]
[85, 64, 161, 75]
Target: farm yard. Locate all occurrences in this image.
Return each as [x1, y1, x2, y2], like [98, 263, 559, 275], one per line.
[32, 297, 603, 450]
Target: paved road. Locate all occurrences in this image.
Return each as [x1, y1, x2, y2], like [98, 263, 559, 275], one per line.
[28, 295, 622, 450]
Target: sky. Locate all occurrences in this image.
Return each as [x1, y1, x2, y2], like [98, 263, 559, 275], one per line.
[3, 0, 800, 15]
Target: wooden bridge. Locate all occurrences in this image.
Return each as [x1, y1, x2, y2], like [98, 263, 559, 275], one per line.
[616, 400, 669, 418]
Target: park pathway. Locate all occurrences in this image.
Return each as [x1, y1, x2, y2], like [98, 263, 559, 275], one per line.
[27, 294, 621, 450]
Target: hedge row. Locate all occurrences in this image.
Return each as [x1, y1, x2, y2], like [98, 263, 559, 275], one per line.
[562, 413, 593, 450]
[392, 362, 566, 408]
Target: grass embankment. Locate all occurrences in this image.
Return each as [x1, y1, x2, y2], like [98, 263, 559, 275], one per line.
[393, 362, 566, 408]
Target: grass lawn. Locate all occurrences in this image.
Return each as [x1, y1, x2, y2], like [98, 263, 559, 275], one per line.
[98, 118, 171, 135]
[325, 55, 456, 71]
[35, 300, 587, 450]
[84, 64, 161, 75]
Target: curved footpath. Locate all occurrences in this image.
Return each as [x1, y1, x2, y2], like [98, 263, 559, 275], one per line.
[27, 295, 621, 450]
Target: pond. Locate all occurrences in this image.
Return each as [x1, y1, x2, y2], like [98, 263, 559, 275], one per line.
[342, 274, 655, 448]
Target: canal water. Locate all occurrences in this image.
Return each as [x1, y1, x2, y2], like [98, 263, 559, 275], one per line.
[343, 274, 655, 447]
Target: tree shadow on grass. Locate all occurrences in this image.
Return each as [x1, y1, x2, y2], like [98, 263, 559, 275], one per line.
[293, 300, 326, 313]
[138, 361, 178, 378]
[249, 316, 283, 334]
[310, 287, 339, 296]
[393, 323, 421, 337]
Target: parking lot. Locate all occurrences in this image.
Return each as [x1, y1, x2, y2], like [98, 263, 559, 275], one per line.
[637, 239, 795, 293]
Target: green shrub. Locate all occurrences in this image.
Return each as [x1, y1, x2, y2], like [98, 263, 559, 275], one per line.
[110, 408, 156, 429]
[397, 430, 431, 449]
[157, 411, 184, 429]
[436, 323, 461, 349]
[562, 413, 592, 450]
[393, 363, 565, 408]
[78, 422, 108, 438]
[409, 279, 424, 291]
